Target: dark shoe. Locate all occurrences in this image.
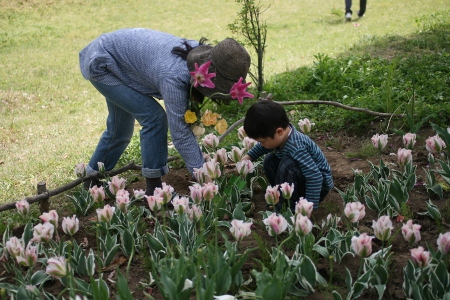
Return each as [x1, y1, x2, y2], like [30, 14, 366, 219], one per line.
[345, 12, 352, 22]
[357, 11, 364, 17]
[83, 178, 100, 190]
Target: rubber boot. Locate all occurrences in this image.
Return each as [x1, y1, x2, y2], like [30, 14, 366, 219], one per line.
[145, 177, 162, 196]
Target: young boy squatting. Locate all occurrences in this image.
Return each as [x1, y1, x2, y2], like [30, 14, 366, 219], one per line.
[241, 100, 333, 213]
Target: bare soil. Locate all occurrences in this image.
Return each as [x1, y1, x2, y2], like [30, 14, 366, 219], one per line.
[2, 126, 449, 299]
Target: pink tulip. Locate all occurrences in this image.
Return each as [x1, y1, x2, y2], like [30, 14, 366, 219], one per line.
[230, 219, 253, 242]
[202, 133, 220, 149]
[229, 77, 254, 105]
[154, 183, 175, 204]
[402, 133, 416, 150]
[6, 236, 23, 258]
[115, 189, 130, 212]
[172, 196, 189, 214]
[39, 210, 59, 228]
[279, 182, 295, 200]
[344, 202, 366, 223]
[97, 204, 115, 223]
[402, 220, 421, 244]
[351, 233, 374, 257]
[396, 148, 412, 167]
[242, 137, 257, 151]
[108, 176, 126, 195]
[203, 159, 221, 180]
[32, 223, 54, 243]
[372, 216, 393, 241]
[15, 200, 30, 217]
[89, 185, 105, 203]
[437, 232, 450, 255]
[236, 159, 254, 176]
[202, 182, 219, 201]
[426, 135, 446, 153]
[237, 126, 247, 141]
[74, 163, 86, 177]
[228, 146, 246, 163]
[187, 204, 203, 222]
[293, 214, 313, 237]
[265, 185, 280, 206]
[193, 168, 207, 184]
[295, 198, 313, 218]
[215, 148, 228, 167]
[145, 195, 164, 211]
[298, 118, 315, 134]
[133, 189, 146, 200]
[410, 246, 430, 268]
[15, 242, 37, 267]
[371, 134, 388, 151]
[263, 213, 288, 236]
[189, 183, 204, 204]
[46, 256, 68, 279]
[62, 215, 79, 236]
[190, 60, 216, 89]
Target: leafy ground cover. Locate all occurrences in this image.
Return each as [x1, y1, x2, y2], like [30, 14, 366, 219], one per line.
[1, 124, 449, 299]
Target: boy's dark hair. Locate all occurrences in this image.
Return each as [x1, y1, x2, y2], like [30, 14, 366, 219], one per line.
[244, 100, 290, 139]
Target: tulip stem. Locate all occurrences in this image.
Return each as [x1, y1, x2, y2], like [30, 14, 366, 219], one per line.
[126, 246, 135, 281]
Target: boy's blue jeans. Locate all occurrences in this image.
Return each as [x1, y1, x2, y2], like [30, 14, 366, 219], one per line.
[263, 153, 328, 212]
[86, 81, 169, 179]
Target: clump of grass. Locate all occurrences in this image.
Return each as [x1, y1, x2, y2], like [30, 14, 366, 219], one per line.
[346, 140, 378, 159]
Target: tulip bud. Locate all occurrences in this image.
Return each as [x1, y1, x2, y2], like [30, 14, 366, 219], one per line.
[402, 219, 421, 244]
[15, 200, 30, 217]
[62, 215, 79, 236]
[46, 256, 68, 279]
[74, 163, 86, 177]
[295, 198, 314, 218]
[236, 159, 254, 177]
[351, 233, 374, 257]
[230, 219, 253, 242]
[264, 185, 280, 206]
[298, 118, 315, 134]
[187, 204, 203, 222]
[263, 213, 288, 236]
[372, 215, 393, 241]
[410, 246, 430, 268]
[189, 183, 203, 204]
[437, 232, 450, 255]
[344, 202, 366, 223]
[396, 148, 412, 167]
[402, 133, 416, 150]
[97, 204, 115, 223]
[172, 196, 189, 214]
[293, 214, 313, 237]
[371, 134, 389, 151]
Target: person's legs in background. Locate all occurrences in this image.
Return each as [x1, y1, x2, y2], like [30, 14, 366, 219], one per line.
[358, 0, 367, 17]
[345, 0, 353, 21]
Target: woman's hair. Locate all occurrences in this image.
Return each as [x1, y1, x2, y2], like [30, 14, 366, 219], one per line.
[172, 38, 229, 105]
[244, 100, 290, 139]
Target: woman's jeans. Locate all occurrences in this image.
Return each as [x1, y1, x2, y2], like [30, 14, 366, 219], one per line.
[263, 153, 328, 212]
[86, 81, 169, 179]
